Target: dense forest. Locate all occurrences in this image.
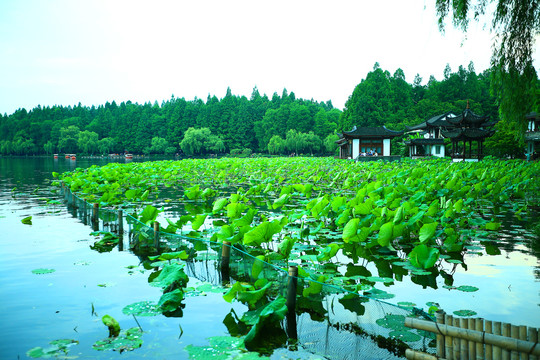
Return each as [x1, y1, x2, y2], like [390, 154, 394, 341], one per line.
[1, 62, 537, 157]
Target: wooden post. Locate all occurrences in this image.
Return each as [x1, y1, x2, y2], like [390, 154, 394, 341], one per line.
[510, 325, 520, 360]
[153, 221, 160, 250]
[92, 203, 99, 223]
[118, 210, 123, 234]
[404, 318, 540, 356]
[436, 311, 446, 358]
[469, 318, 477, 359]
[405, 349, 438, 360]
[445, 314, 454, 360]
[518, 326, 527, 360]
[476, 318, 485, 360]
[460, 318, 469, 360]
[493, 321, 502, 359]
[286, 266, 298, 340]
[221, 241, 231, 278]
[485, 320, 493, 360]
[503, 323, 511, 360]
[529, 327, 538, 360]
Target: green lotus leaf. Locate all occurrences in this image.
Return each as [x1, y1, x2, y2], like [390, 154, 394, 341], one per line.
[138, 205, 159, 224]
[303, 276, 326, 297]
[456, 285, 479, 292]
[375, 314, 406, 330]
[419, 222, 438, 243]
[389, 330, 422, 342]
[102, 314, 120, 337]
[243, 220, 282, 246]
[251, 255, 266, 279]
[365, 288, 395, 300]
[397, 301, 417, 309]
[150, 263, 188, 288]
[212, 197, 228, 213]
[192, 214, 208, 230]
[453, 309, 477, 317]
[486, 221, 501, 231]
[21, 216, 32, 225]
[409, 244, 440, 269]
[378, 221, 394, 247]
[93, 327, 143, 351]
[158, 288, 184, 313]
[27, 339, 78, 358]
[31, 268, 55, 274]
[122, 301, 160, 316]
[148, 251, 188, 261]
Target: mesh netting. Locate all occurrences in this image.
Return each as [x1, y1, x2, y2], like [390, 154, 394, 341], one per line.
[62, 186, 438, 359]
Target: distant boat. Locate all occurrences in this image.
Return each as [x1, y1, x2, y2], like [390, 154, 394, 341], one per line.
[53, 154, 58, 159]
[65, 154, 70, 159]
[125, 154, 133, 159]
[70, 154, 76, 160]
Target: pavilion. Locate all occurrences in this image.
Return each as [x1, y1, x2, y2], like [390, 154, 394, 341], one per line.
[525, 112, 539, 160]
[336, 126, 403, 159]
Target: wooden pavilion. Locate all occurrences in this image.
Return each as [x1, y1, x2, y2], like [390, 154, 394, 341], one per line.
[336, 126, 403, 159]
[525, 112, 539, 160]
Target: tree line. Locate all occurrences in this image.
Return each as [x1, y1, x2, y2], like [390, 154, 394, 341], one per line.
[1, 62, 537, 157]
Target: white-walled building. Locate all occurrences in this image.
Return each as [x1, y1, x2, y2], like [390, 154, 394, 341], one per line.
[336, 126, 403, 159]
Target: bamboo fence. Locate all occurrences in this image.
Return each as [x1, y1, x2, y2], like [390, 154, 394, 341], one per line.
[405, 312, 539, 360]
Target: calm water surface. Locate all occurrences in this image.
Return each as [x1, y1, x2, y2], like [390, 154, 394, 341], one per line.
[1, 157, 538, 360]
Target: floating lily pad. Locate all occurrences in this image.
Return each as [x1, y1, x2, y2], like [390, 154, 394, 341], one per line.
[411, 269, 432, 276]
[185, 336, 267, 359]
[375, 314, 406, 330]
[93, 327, 143, 352]
[97, 282, 116, 288]
[31, 268, 55, 275]
[389, 330, 422, 342]
[74, 260, 91, 266]
[397, 302, 417, 309]
[453, 309, 477, 317]
[364, 288, 395, 300]
[122, 301, 160, 316]
[446, 259, 463, 264]
[366, 276, 394, 283]
[456, 285, 479, 292]
[27, 339, 78, 358]
[21, 216, 32, 225]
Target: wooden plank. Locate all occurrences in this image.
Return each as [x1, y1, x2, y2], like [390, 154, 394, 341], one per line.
[485, 320, 493, 360]
[494, 322, 502, 360]
[511, 325, 520, 360]
[445, 314, 454, 360]
[528, 327, 538, 360]
[437, 311, 446, 358]
[461, 318, 469, 360]
[469, 318, 477, 359]
[503, 323, 511, 360]
[476, 318, 484, 360]
[405, 349, 443, 360]
[404, 318, 540, 356]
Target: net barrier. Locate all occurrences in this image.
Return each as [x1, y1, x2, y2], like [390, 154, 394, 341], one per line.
[61, 185, 438, 359]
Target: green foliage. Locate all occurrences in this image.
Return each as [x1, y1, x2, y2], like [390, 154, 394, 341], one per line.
[102, 314, 121, 337]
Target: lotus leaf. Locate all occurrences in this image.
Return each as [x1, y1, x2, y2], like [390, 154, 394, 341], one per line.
[419, 222, 438, 243]
[409, 244, 440, 269]
[148, 251, 188, 262]
[122, 301, 160, 316]
[150, 263, 188, 289]
[456, 285, 479, 292]
[21, 216, 32, 225]
[378, 221, 394, 246]
[365, 288, 395, 300]
[375, 314, 406, 330]
[243, 220, 282, 246]
[453, 309, 477, 317]
[302, 276, 325, 297]
[389, 330, 422, 342]
[158, 288, 184, 313]
[31, 268, 55, 275]
[102, 314, 121, 337]
[93, 327, 143, 351]
[138, 205, 159, 224]
[27, 339, 78, 358]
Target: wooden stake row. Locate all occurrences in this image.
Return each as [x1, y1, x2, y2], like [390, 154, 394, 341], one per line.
[405, 314, 539, 360]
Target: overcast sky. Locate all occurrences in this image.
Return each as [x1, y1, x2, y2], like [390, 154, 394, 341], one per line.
[1, 0, 538, 116]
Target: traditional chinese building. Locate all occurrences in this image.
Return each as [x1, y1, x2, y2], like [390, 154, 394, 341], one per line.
[525, 112, 539, 160]
[336, 126, 403, 159]
[405, 103, 496, 161]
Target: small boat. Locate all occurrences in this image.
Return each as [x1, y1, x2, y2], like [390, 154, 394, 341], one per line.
[70, 154, 76, 160]
[125, 154, 133, 159]
[53, 154, 58, 159]
[65, 154, 70, 159]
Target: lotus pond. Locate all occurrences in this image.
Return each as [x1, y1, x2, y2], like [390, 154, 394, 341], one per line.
[1, 156, 539, 359]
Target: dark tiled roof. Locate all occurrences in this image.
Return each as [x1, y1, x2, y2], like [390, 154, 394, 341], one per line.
[441, 128, 495, 140]
[406, 112, 457, 131]
[526, 112, 538, 119]
[342, 126, 403, 138]
[446, 109, 489, 126]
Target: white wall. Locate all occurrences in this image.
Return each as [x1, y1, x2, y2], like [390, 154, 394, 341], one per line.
[352, 139, 359, 159]
[383, 139, 391, 156]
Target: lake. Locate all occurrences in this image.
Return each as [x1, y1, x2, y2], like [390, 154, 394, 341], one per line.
[1, 156, 538, 359]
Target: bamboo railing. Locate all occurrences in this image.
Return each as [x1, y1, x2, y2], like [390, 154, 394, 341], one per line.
[405, 312, 539, 360]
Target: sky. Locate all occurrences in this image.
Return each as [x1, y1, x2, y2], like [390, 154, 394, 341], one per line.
[0, 0, 538, 116]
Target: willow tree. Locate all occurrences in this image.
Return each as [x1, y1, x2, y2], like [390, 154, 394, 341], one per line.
[434, 0, 539, 131]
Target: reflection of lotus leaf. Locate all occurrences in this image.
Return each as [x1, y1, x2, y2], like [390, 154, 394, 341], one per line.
[27, 339, 78, 358]
[185, 336, 268, 359]
[375, 314, 406, 330]
[389, 330, 422, 342]
[122, 301, 160, 316]
[93, 327, 143, 351]
[31, 268, 55, 274]
[453, 309, 477, 317]
[366, 276, 394, 283]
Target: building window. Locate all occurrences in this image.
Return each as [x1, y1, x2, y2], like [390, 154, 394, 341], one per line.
[435, 145, 441, 155]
